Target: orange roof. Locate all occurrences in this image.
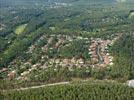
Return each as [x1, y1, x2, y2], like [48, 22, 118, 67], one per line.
[104, 56, 110, 65]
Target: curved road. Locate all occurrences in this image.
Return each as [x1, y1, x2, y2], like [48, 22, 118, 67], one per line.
[96, 45, 103, 64]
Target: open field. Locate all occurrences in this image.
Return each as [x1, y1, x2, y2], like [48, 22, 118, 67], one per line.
[14, 24, 27, 35]
[129, 12, 134, 19]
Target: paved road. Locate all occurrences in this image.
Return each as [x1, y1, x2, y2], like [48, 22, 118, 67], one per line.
[96, 45, 103, 64]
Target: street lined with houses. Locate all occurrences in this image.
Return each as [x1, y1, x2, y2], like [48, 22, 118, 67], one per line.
[0, 33, 122, 80]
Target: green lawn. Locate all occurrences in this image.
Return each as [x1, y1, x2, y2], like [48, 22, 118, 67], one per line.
[14, 24, 27, 35]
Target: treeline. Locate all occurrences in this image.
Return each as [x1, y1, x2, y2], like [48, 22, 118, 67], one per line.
[0, 27, 45, 67]
[109, 33, 134, 81]
[0, 64, 110, 90]
[0, 6, 44, 54]
[0, 7, 43, 36]
[0, 9, 48, 67]
[58, 39, 90, 59]
[1, 81, 134, 100]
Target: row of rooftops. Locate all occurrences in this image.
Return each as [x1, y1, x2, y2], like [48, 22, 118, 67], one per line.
[89, 38, 114, 67]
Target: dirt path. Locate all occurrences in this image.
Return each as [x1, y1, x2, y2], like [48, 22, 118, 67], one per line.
[4, 82, 70, 91]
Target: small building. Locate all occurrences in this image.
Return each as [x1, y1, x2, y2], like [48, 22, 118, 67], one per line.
[104, 56, 110, 65]
[78, 59, 84, 64]
[127, 80, 134, 87]
[8, 71, 16, 80]
[109, 62, 114, 66]
[55, 59, 60, 64]
[106, 53, 110, 56]
[88, 52, 92, 55]
[1, 68, 8, 72]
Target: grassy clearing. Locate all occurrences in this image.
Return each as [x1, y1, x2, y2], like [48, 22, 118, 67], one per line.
[14, 24, 27, 35]
[129, 12, 134, 19]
